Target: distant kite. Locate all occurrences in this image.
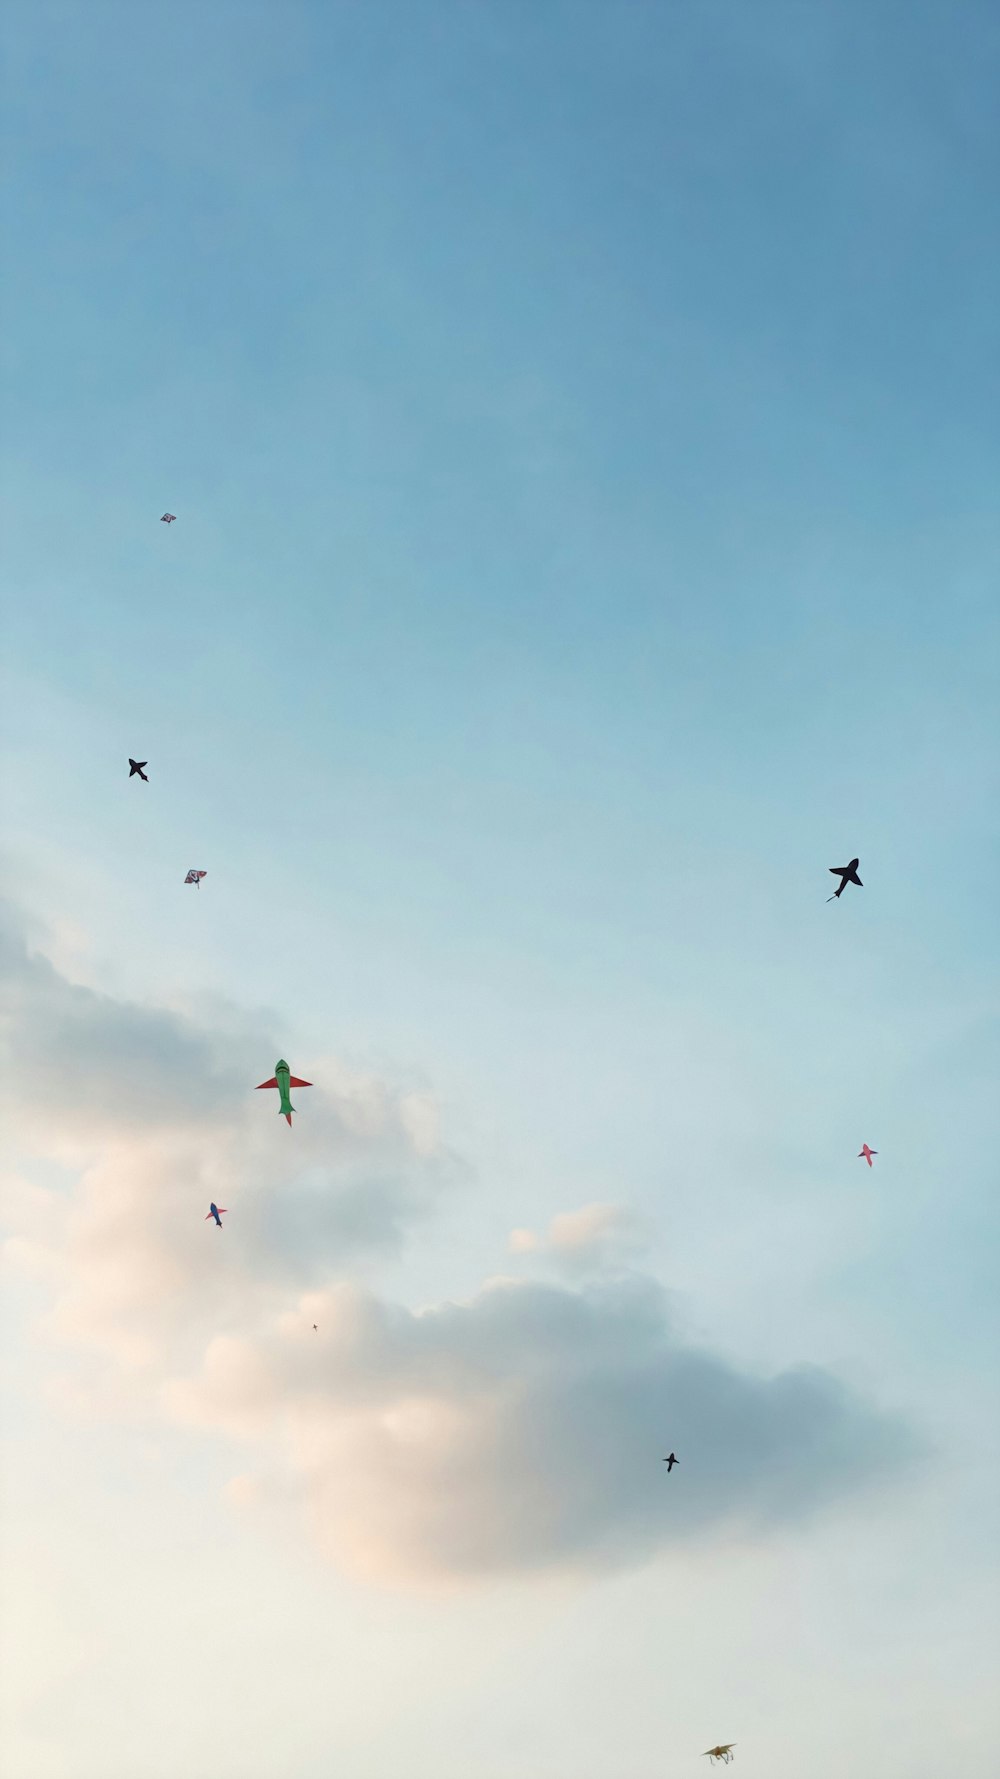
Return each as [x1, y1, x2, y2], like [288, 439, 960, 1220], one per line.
[663, 1452, 679, 1471]
[256, 1058, 312, 1125]
[827, 857, 862, 900]
[184, 870, 207, 886]
[161, 513, 176, 523]
[128, 758, 148, 780]
[703, 1748, 735, 1766]
[858, 1144, 877, 1167]
[205, 1203, 227, 1227]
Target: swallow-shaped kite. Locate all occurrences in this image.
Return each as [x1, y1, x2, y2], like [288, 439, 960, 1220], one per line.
[858, 1144, 877, 1167]
[205, 1203, 227, 1227]
[256, 1058, 311, 1125]
[184, 870, 207, 886]
[703, 1748, 735, 1766]
[161, 513, 176, 523]
[128, 758, 148, 780]
[827, 857, 862, 900]
[663, 1452, 679, 1472]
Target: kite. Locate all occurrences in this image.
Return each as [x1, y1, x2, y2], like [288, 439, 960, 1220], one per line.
[256, 1058, 312, 1125]
[858, 1144, 877, 1166]
[703, 1749, 735, 1766]
[663, 1452, 679, 1472]
[205, 1203, 227, 1227]
[184, 870, 207, 886]
[161, 513, 176, 523]
[827, 857, 862, 900]
[128, 759, 148, 780]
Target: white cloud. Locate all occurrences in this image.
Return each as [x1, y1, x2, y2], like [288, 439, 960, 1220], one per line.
[509, 1200, 647, 1272]
[161, 1272, 918, 1584]
[1, 901, 922, 1586]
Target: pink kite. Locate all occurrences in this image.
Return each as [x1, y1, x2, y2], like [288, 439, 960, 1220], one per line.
[858, 1144, 877, 1167]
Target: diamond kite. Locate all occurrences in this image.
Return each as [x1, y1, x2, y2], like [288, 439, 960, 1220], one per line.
[827, 857, 862, 900]
[256, 1058, 312, 1125]
[160, 513, 176, 523]
[128, 759, 148, 780]
[184, 870, 207, 886]
[205, 1203, 227, 1227]
[858, 1144, 877, 1166]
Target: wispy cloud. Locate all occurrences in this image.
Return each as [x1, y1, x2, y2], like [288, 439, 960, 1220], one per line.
[509, 1201, 647, 1273]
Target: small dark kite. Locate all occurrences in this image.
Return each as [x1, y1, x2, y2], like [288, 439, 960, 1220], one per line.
[827, 857, 862, 900]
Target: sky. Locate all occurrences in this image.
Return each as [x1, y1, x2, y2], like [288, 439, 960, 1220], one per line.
[1, 2, 998, 1775]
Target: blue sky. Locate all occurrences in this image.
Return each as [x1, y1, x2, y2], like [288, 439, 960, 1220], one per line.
[1, 4, 998, 1776]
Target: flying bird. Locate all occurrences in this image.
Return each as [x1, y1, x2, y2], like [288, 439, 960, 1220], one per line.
[160, 513, 176, 523]
[184, 870, 207, 886]
[128, 759, 148, 780]
[858, 1144, 877, 1166]
[205, 1203, 227, 1227]
[256, 1058, 312, 1125]
[663, 1452, 679, 1471]
[827, 857, 862, 900]
[703, 1748, 736, 1766]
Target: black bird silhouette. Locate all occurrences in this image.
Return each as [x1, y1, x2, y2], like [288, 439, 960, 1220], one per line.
[128, 758, 148, 781]
[663, 1452, 679, 1471]
[827, 857, 861, 901]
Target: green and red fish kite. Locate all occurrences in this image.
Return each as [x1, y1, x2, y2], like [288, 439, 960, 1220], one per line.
[256, 1059, 311, 1125]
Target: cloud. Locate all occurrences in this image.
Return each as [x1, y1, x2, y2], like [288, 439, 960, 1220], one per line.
[162, 1272, 918, 1583]
[509, 1201, 646, 1272]
[1, 900, 921, 1585]
[0, 900, 451, 1361]
[0, 902, 243, 1148]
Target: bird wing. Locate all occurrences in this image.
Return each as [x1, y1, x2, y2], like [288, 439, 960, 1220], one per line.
[256, 1077, 278, 1090]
